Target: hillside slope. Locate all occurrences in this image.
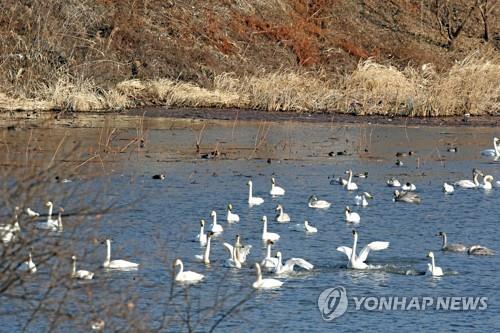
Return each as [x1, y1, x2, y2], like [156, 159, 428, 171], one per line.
[0, 0, 498, 115]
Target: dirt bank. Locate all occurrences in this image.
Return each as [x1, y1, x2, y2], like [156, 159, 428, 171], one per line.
[1, 108, 499, 129]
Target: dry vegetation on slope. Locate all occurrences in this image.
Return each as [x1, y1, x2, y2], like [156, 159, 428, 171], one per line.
[0, 0, 499, 116]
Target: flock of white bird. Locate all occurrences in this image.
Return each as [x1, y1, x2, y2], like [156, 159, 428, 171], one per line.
[181, 138, 499, 284]
[2, 137, 498, 287]
[1, 202, 139, 280]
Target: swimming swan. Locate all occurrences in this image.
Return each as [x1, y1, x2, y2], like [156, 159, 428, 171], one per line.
[247, 180, 264, 206]
[36, 207, 63, 232]
[195, 219, 207, 246]
[273, 251, 314, 275]
[303, 220, 318, 233]
[209, 211, 223, 233]
[337, 230, 389, 270]
[354, 192, 373, 207]
[26, 208, 40, 217]
[270, 177, 285, 196]
[308, 195, 331, 209]
[275, 204, 290, 223]
[436, 232, 468, 252]
[234, 234, 252, 263]
[36, 203, 63, 231]
[401, 182, 416, 191]
[195, 232, 214, 264]
[261, 216, 280, 242]
[102, 239, 139, 269]
[454, 169, 482, 188]
[261, 240, 279, 269]
[468, 245, 495, 256]
[226, 204, 240, 223]
[72, 256, 94, 280]
[19, 252, 37, 273]
[480, 137, 500, 157]
[174, 258, 204, 283]
[344, 206, 360, 223]
[335, 176, 348, 186]
[0, 207, 21, 244]
[393, 190, 421, 204]
[223, 244, 242, 268]
[442, 182, 454, 194]
[478, 175, 494, 190]
[345, 170, 358, 191]
[387, 177, 401, 187]
[252, 263, 283, 289]
[223, 235, 252, 268]
[426, 251, 444, 277]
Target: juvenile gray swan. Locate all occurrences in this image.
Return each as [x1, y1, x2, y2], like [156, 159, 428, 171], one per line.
[436, 232, 468, 252]
[393, 190, 421, 204]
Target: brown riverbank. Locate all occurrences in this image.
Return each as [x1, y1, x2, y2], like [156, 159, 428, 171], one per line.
[1, 107, 499, 129]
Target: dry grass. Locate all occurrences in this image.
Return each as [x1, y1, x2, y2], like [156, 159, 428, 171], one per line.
[0, 93, 53, 111]
[214, 71, 339, 112]
[340, 60, 424, 116]
[0, 53, 498, 116]
[428, 52, 500, 116]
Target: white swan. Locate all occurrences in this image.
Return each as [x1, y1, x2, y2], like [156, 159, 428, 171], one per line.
[223, 244, 242, 268]
[275, 204, 290, 223]
[194, 219, 207, 246]
[19, 252, 37, 273]
[72, 256, 94, 280]
[261, 216, 280, 242]
[386, 177, 401, 187]
[209, 210, 223, 234]
[354, 192, 373, 207]
[45, 201, 58, 224]
[426, 251, 444, 277]
[261, 240, 279, 269]
[223, 235, 251, 268]
[479, 175, 494, 190]
[233, 235, 252, 263]
[393, 190, 421, 204]
[0, 207, 21, 244]
[345, 170, 358, 191]
[253, 263, 283, 289]
[480, 137, 500, 157]
[468, 245, 495, 256]
[226, 204, 240, 223]
[273, 251, 314, 275]
[454, 169, 482, 188]
[344, 206, 360, 223]
[174, 258, 204, 283]
[195, 232, 214, 264]
[270, 177, 285, 196]
[337, 230, 389, 269]
[247, 180, 264, 206]
[308, 195, 331, 209]
[303, 220, 317, 233]
[102, 239, 139, 269]
[401, 182, 416, 191]
[442, 182, 454, 194]
[336, 176, 348, 186]
[26, 208, 40, 217]
[35, 206, 64, 232]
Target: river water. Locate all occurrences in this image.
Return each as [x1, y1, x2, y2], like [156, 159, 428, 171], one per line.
[1, 117, 499, 332]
